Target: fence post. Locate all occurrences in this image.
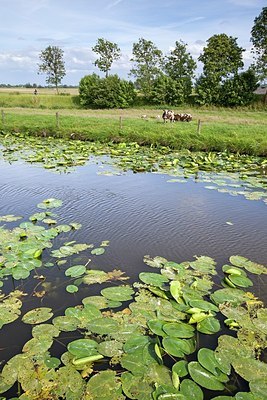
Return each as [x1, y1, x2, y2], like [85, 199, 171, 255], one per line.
[197, 119, 201, 135]
[56, 112, 59, 128]
[1, 110, 5, 125]
[119, 115, 122, 129]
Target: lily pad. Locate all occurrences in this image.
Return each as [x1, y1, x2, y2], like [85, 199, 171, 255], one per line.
[66, 284, 79, 293]
[139, 272, 169, 287]
[22, 307, 53, 324]
[188, 362, 225, 391]
[180, 379, 204, 400]
[163, 322, 195, 338]
[67, 338, 99, 358]
[91, 247, 105, 255]
[37, 198, 63, 209]
[65, 265, 86, 278]
[229, 256, 267, 275]
[101, 286, 134, 301]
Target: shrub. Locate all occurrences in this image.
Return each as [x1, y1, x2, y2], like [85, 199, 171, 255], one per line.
[79, 74, 136, 108]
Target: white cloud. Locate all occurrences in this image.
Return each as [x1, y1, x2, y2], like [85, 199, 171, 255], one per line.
[106, 0, 125, 9]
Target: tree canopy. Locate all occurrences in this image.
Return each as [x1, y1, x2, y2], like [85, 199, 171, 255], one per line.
[38, 46, 66, 93]
[92, 38, 121, 78]
[251, 7, 267, 102]
[129, 38, 163, 100]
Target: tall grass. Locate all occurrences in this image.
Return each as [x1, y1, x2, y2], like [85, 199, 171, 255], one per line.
[0, 93, 80, 109]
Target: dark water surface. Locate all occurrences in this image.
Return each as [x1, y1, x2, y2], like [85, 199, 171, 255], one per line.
[0, 158, 267, 397]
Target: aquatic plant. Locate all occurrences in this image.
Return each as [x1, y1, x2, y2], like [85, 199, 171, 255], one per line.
[0, 201, 266, 399]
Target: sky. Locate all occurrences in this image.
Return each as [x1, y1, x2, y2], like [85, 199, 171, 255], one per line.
[0, 0, 265, 86]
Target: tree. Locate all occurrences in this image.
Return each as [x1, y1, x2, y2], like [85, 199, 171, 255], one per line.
[219, 68, 258, 107]
[196, 34, 245, 104]
[250, 7, 267, 103]
[164, 40, 196, 102]
[150, 75, 187, 106]
[92, 38, 121, 78]
[79, 74, 136, 109]
[199, 34, 244, 80]
[129, 38, 163, 100]
[38, 46, 66, 93]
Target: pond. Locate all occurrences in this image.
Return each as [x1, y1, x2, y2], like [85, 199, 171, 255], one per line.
[0, 137, 267, 400]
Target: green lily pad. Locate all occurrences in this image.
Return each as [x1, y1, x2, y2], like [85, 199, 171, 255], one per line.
[229, 256, 267, 275]
[86, 370, 124, 399]
[139, 272, 169, 287]
[162, 337, 193, 357]
[67, 338, 99, 358]
[91, 247, 105, 255]
[172, 360, 188, 378]
[87, 317, 119, 335]
[22, 307, 53, 324]
[37, 198, 63, 209]
[65, 265, 86, 278]
[163, 322, 195, 338]
[198, 348, 228, 380]
[188, 361, 225, 391]
[180, 379, 204, 400]
[101, 286, 134, 301]
[197, 317, 221, 334]
[147, 319, 166, 336]
[66, 284, 79, 293]
[228, 275, 253, 288]
[210, 288, 250, 306]
[52, 315, 79, 331]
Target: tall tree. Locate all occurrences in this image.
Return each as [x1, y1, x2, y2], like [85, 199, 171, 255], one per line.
[92, 38, 121, 78]
[129, 38, 163, 100]
[196, 34, 245, 104]
[250, 7, 267, 103]
[164, 40, 196, 102]
[199, 34, 244, 80]
[38, 46, 66, 93]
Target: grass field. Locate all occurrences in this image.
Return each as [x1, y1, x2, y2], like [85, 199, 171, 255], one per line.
[0, 89, 266, 156]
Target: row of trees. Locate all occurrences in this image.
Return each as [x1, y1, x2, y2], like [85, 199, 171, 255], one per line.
[38, 7, 267, 107]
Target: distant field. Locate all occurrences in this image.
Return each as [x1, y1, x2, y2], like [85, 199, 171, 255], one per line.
[0, 87, 79, 95]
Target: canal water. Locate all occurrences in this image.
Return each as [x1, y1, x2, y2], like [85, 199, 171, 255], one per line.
[0, 154, 266, 398]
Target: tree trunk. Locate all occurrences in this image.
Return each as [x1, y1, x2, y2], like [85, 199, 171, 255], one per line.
[264, 87, 267, 105]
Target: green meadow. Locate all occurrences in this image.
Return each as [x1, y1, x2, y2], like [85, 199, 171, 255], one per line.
[0, 90, 266, 156]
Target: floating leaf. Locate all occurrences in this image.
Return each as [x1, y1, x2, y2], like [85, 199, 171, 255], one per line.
[197, 317, 220, 334]
[163, 322, 195, 338]
[210, 288, 250, 306]
[228, 275, 253, 288]
[197, 348, 228, 380]
[162, 337, 192, 357]
[37, 198, 63, 209]
[172, 360, 188, 378]
[91, 247, 105, 255]
[67, 338, 99, 358]
[22, 307, 53, 324]
[101, 286, 134, 301]
[65, 265, 86, 278]
[52, 315, 79, 332]
[188, 362, 225, 391]
[180, 379, 204, 400]
[66, 284, 79, 293]
[139, 272, 169, 287]
[147, 319, 166, 336]
[229, 256, 267, 275]
[87, 317, 119, 335]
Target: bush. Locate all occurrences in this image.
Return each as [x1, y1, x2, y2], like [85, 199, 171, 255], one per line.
[79, 74, 136, 109]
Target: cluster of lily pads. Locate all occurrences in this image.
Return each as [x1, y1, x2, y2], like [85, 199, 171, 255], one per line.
[0, 200, 267, 399]
[0, 133, 266, 204]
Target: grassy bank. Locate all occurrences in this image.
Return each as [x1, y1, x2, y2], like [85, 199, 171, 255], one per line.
[0, 87, 266, 156]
